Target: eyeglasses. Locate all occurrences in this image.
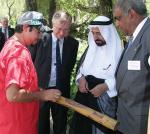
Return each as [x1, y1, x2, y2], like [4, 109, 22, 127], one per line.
[114, 9, 131, 22]
[53, 26, 70, 33]
[29, 25, 42, 32]
[114, 15, 123, 21]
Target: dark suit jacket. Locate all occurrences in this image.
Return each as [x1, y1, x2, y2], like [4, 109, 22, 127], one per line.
[0, 32, 5, 51]
[116, 18, 150, 134]
[30, 32, 79, 97]
[0, 26, 14, 41]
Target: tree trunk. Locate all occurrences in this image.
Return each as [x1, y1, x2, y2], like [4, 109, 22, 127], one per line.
[25, 0, 37, 11]
[99, 0, 113, 19]
[6, 0, 15, 20]
[48, 0, 56, 27]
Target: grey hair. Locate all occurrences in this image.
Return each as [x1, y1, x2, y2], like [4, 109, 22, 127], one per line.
[115, 0, 147, 17]
[0, 17, 8, 22]
[52, 10, 72, 25]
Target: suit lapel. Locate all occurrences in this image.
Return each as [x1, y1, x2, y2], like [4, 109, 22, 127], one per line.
[61, 38, 68, 66]
[41, 33, 52, 66]
[116, 18, 150, 89]
[48, 34, 52, 66]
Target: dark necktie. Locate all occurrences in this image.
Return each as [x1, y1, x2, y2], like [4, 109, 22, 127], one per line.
[56, 39, 62, 88]
[4, 28, 7, 41]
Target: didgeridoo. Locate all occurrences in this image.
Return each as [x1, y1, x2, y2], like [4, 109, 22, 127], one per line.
[56, 96, 119, 131]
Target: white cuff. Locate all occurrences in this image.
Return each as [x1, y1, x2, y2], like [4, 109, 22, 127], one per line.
[105, 78, 117, 98]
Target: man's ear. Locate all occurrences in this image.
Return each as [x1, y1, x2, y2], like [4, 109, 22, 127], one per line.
[22, 24, 29, 32]
[128, 9, 136, 20]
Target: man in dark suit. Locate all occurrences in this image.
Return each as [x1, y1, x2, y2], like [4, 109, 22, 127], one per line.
[29, 11, 79, 134]
[114, 0, 150, 134]
[0, 17, 14, 41]
[0, 32, 5, 51]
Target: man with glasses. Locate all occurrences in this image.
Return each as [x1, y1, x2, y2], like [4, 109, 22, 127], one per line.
[114, 0, 150, 134]
[29, 10, 79, 134]
[0, 11, 61, 134]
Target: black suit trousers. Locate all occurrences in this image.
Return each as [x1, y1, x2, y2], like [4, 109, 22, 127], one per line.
[38, 100, 68, 134]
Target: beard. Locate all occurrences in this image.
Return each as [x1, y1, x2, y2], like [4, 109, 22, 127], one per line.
[95, 39, 106, 46]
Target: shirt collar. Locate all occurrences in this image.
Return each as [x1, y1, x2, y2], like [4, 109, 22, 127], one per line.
[133, 17, 148, 41]
[52, 33, 64, 44]
[52, 33, 57, 42]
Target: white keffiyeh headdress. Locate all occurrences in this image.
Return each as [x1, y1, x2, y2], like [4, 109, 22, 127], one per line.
[80, 16, 122, 80]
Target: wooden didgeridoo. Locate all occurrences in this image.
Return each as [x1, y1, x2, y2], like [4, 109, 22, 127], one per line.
[56, 96, 119, 131]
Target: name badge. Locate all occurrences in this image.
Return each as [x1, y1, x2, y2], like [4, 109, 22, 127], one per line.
[148, 56, 150, 66]
[128, 60, 141, 70]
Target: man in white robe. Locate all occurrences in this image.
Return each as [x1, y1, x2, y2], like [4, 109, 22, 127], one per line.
[70, 16, 122, 134]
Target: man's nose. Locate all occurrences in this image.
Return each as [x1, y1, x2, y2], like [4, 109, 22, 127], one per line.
[115, 20, 119, 28]
[59, 30, 65, 37]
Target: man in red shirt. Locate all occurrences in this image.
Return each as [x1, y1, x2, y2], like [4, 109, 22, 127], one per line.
[0, 11, 61, 134]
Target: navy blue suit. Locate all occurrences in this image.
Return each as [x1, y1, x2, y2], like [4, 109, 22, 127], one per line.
[29, 32, 79, 134]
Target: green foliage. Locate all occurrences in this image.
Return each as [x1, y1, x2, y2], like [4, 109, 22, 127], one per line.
[37, 0, 50, 21]
[57, 0, 98, 40]
[0, 0, 25, 27]
[70, 39, 88, 98]
[68, 39, 88, 124]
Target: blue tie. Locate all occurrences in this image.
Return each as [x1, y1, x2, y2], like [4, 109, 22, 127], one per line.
[125, 36, 133, 52]
[56, 39, 61, 88]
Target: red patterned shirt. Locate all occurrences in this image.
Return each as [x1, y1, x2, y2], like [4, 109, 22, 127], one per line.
[0, 37, 39, 134]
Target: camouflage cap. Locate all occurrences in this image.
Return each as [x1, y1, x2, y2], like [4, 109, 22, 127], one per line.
[17, 11, 44, 26]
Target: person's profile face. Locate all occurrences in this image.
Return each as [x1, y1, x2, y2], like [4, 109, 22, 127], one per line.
[24, 25, 42, 46]
[114, 7, 131, 36]
[52, 21, 70, 39]
[91, 27, 106, 46]
[2, 18, 8, 28]
[30, 26, 42, 44]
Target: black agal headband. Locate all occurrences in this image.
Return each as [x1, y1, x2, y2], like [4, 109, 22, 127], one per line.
[89, 20, 112, 25]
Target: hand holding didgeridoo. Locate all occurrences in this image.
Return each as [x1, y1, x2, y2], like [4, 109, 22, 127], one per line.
[56, 96, 119, 131]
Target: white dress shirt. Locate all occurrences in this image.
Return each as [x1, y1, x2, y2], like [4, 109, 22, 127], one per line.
[48, 33, 64, 87]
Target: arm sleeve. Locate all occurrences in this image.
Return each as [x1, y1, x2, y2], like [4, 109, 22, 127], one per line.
[5, 56, 29, 90]
[105, 77, 117, 98]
